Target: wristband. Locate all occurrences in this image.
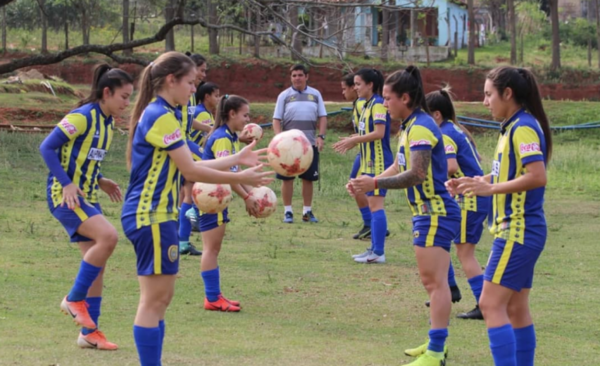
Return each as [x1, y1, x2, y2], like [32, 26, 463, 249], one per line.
[374, 178, 378, 190]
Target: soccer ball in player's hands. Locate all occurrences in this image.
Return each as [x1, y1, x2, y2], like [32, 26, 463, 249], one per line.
[267, 129, 314, 177]
[192, 182, 233, 213]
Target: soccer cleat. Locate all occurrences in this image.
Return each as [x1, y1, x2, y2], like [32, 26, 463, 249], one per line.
[404, 342, 449, 358]
[425, 285, 462, 307]
[180, 242, 202, 256]
[363, 230, 391, 239]
[402, 352, 446, 366]
[61, 297, 96, 329]
[351, 248, 372, 259]
[219, 293, 240, 307]
[457, 305, 484, 320]
[352, 225, 372, 239]
[77, 330, 118, 350]
[204, 295, 241, 312]
[302, 211, 318, 223]
[283, 211, 294, 224]
[354, 252, 385, 264]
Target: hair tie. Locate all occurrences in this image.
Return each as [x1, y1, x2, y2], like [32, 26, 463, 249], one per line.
[224, 94, 229, 100]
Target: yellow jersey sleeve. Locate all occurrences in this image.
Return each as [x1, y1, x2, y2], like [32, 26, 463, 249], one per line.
[408, 125, 438, 151]
[57, 113, 87, 140]
[513, 126, 544, 165]
[372, 103, 387, 125]
[145, 113, 183, 150]
[211, 137, 234, 159]
[196, 111, 213, 127]
[443, 135, 458, 157]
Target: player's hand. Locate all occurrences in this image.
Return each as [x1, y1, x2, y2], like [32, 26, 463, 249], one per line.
[61, 183, 85, 210]
[316, 137, 324, 152]
[350, 175, 375, 195]
[444, 178, 459, 197]
[244, 194, 259, 216]
[346, 182, 356, 198]
[332, 136, 357, 154]
[98, 177, 122, 203]
[239, 129, 255, 145]
[239, 165, 275, 187]
[455, 176, 493, 197]
[238, 140, 269, 166]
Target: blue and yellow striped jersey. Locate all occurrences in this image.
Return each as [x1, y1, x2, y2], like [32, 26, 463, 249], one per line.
[190, 103, 214, 145]
[180, 94, 197, 138]
[357, 95, 393, 175]
[490, 109, 547, 247]
[121, 96, 186, 228]
[202, 124, 240, 172]
[440, 120, 489, 213]
[47, 103, 114, 208]
[397, 109, 460, 218]
[352, 98, 366, 133]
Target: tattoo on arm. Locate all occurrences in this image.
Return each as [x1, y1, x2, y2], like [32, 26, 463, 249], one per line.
[377, 150, 431, 190]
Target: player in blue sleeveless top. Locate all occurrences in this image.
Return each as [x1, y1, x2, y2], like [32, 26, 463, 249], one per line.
[351, 66, 461, 366]
[39, 64, 133, 350]
[121, 52, 273, 366]
[448, 66, 552, 366]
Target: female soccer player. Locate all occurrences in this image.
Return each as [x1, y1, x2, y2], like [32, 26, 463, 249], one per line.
[39, 64, 133, 350]
[334, 68, 393, 263]
[448, 66, 552, 366]
[199, 94, 260, 312]
[121, 52, 273, 365]
[351, 66, 461, 366]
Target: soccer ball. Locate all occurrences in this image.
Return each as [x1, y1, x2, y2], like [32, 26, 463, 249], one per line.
[267, 129, 314, 177]
[249, 186, 277, 218]
[242, 123, 264, 141]
[191, 182, 233, 214]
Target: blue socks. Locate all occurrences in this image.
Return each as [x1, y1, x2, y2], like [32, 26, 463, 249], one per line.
[371, 210, 387, 256]
[178, 202, 193, 244]
[158, 320, 165, 361]
[447, 261, 457, 288]
[468, 274, 484, 304]
[201, 267, 221, 302]
[82, 296, 102, 335]
[359, 206, 372, 227]
[134, 325, 161, 366]
[489, 324, 517, 366]
[427, 328, 448, 352]
[514, 325, 536, 366]
[67, 260, 102, 302]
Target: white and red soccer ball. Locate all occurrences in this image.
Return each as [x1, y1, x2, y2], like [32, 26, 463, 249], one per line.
[249, 186, 277, 218]
[192, 182, 233, 213]
[267, 129, 314, 177]
[242, 123, 264, 141]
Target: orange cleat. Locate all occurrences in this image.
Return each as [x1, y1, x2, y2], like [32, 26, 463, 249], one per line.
[60, 296, 96, 329]
[77, 330, 119, 350]
[219, 294, 240, 307]
[204, 295, 241, 312]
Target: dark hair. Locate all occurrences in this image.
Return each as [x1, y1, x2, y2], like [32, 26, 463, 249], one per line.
[355, 68, 384, 95]
[204, 94, 249, 145]
[127, 52, 196, 169]
[384, 65, 430, 114]
[77, 64, 133, 107]
[185, 52, 207, 67]
[342, 73, 355, 87]
[487, 66, 552, 162]
[197, 82, 219, 103]
[290, 64, 308, 75]
[426, 87, 477, 149]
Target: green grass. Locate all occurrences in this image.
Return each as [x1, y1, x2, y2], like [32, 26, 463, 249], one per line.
[1, 120, 600, 365]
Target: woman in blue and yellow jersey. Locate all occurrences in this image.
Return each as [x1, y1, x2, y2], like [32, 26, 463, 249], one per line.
[425, 89, 489, 321]
[191, 82, 220, 146]
[334, 68, 393, 263]
[351, 66, 461, 366]
[199, 94, 261, 313]
[39, 64, 133, 350]
[449, 66, 552, 366]
[121, 52, 273, 366]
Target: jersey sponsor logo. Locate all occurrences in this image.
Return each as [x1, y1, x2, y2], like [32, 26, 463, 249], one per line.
[519, 142, 540, 154]
[163, 129, 182, 145]
[87, 148, 107, 161]
[397, 152, 406, 167]
[374, 112, 386, 120]
[93, 130, 100, 139]
[216, 150, 231, 158]
[492, 160, 500, 176]
[201, 118, 212, 125]
[59, 119, 77, 135]
[410, 139, 431, 147]
[445, 144, 456, 153]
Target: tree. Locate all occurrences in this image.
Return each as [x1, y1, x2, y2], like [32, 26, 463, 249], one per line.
[380, 1, 389, 62]
[508, 0, 516, 64]
[516, 1, 546, 64]
[467, 0, 475, 64]
[165, 0, 177, 50]
[549, 0, 560, 70]
[123, 0, 131, 55]
[207, 0, 219, 54]
[596, 0, 600, 68]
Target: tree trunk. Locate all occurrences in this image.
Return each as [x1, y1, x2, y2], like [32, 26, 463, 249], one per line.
[64, 22, 69, 50]
[596, 0, 600, 68]
[164, 0, 176, 51]
[254, 7, 260, 58]
[381, 4, 389, 62]
[467, 0, 475, 64]
[290, 5, 302, 60]
[208, 0, 219, 54]
[453, 15, 458, 56]
[520, 31, 524, 63]
[190, 24, 194, 52]
[550, 0, 560, 70]
[82, 9, 90, 45]
[123, 0, 131, 55]
[38, 0, 48, 53]
[410, 9, 416, 47]
[508, 0, 516, 64]
[1, 6, 5, 52]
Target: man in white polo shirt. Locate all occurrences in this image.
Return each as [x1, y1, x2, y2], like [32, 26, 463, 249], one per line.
[272, 64, 328, 223]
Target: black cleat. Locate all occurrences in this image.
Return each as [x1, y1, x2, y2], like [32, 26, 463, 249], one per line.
[425, 285, 462, 307]
[353, 226, 371, 239]
[362, 230, 391, 239]
[457, 305, 484, 320]
[180, 242, 202, 256]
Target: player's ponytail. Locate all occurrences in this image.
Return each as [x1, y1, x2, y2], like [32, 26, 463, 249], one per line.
[355, 68, 384, 96]
[385, 65, 430, 114]
[204, 94, 249, 145]
[127, 52, 196, 170]
[426, 87, 477, 150]
[487, 66, 552, 162]
[78, 63, 133, 108]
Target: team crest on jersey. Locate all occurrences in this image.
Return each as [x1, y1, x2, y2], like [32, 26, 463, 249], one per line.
[413, 231, 420, 238]
[168, 245, 179, 262]
[308, 94, 315, 101]
[519, 142, 540, 154]
[163, 129, 182, 145]
[60, 119, 77, 135]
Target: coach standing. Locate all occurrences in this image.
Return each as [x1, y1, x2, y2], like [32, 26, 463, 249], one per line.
[273, 64, 328, 223]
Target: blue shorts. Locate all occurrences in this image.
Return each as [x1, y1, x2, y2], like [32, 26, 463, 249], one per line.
[50, 197, 102, 243]
[276, 146, 319, 182]
[484, 238, 543, 291]
[362, 173, 387, 197]
[454, 210, 487, 244]
[187, 139, 203, 162]
[123, 220, 180, 276]
[199, 208, 230, 232]
[349, 153, 361, 179]
[412, 216, 460, 251]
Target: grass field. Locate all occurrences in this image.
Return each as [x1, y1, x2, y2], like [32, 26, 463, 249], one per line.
[1, 107, 600, 366]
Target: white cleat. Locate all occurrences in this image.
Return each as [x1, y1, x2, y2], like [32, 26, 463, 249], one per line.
[354, 252, 386, 264]
[352, 249, 372, 259]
